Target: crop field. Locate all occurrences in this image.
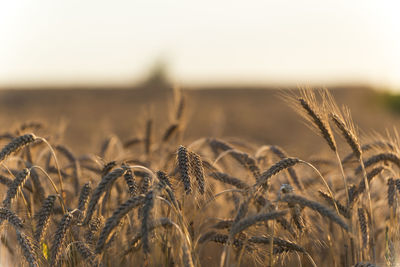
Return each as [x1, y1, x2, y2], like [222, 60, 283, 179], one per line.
[0, 87, 399, 267]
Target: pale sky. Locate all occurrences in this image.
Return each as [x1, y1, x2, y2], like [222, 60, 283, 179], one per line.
[0, 0, 399, 89]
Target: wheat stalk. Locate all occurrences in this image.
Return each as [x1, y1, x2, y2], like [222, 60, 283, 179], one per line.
[55, 144, 81, 195]
[141, 182, 167, 254]
[144, 119, 152, 155]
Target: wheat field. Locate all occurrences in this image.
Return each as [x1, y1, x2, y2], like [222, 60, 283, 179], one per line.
[0, 88, 398, 267]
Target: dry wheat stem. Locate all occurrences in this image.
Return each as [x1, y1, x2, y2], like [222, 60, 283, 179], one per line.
[29, 165, 67, 213]
[55, 144, 81, 195]
[37, 137, 66, 206]
[387, 178, 395, 208]
[123, 217, 173, 256]
[162, 123, 179, 142]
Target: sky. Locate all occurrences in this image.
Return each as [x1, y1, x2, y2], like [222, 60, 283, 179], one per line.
[0, 0, 399, 89]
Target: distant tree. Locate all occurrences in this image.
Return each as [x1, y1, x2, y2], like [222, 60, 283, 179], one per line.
[141, 59, 170, 88]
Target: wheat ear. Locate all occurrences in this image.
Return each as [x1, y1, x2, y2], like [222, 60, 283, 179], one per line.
[298, 96, 337, 152]
[257, 157, 301, 191]
[74, 241, 99, 266]
[122, 165, 138, 196]
[248, 236, 306, 254]
[3, 168, 30, 209]
[0, 207, 24, 230]
[34, 195, 57, 243]
[16, 230, 39, 267]
[209, 172, 249, 189]
[230, 210, 288, 236]
[0, 133, 36, 163]
[178, 145, 191, 194]
[83, 167, 127, 224]
[95, 195, 145, 253]
[50, 212, 74, 266]
[85, 216, 104, 246]
[162, 123, 179, 142]
[357, 207, 368, 248]
[355, 153, 400, 174]
[77, 182, 92, 214]
[318, 190, 350, 218]
[258, 145, 303, 190]
[189, 151, 206, 194]
[144, 119, 152, 155]
[123, 217, 173, 255]
[349, 167, 384, 205]
[387, 178, 395, 208]
[280, 194, 349, 231]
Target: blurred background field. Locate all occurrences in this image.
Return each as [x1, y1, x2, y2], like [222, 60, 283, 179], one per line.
[0, 85, 398, 159]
